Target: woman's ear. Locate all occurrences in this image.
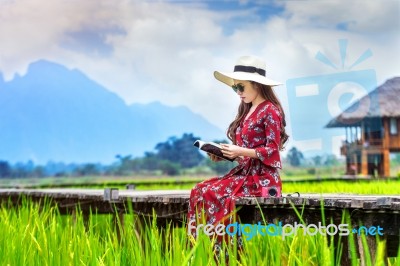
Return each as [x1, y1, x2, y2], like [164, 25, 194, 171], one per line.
[252, 81, 261, 92]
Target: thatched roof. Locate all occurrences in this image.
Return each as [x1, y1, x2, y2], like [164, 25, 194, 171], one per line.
[326, 77, 400, 128]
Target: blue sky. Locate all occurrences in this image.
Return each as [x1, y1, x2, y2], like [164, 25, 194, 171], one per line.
[199, 0, 285, 34]
[0, 0, 399, 157]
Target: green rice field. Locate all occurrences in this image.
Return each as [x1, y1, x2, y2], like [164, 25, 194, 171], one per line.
[1, 176, 399, 195]
[0, 178, 399, 265]
[131, 178, 400, 195]
[0, 199, 398, 266]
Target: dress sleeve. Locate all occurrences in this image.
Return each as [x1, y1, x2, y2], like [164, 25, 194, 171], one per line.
[254, 105, 282, 169]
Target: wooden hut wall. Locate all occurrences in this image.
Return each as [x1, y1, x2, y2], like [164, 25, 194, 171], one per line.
[386, 117, 400, 150]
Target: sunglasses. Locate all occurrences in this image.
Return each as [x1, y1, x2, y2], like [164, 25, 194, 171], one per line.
[231, 83, 245, 93]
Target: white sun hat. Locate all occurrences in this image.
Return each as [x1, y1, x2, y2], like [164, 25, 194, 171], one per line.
[214, 55, 282, 87]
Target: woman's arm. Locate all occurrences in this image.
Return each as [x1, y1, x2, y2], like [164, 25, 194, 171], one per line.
[219, 144, 257, 159]
[220, 104, 282, 168]
[253, 105, 282, 168]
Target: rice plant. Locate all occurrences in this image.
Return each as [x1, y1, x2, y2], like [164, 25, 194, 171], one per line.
[0, 198, 398, 265]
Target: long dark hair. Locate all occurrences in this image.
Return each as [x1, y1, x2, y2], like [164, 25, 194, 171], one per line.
[227, 82, 289, 151]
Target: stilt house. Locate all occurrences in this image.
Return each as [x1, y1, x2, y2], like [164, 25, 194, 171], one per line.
[326, 77, 400, 177]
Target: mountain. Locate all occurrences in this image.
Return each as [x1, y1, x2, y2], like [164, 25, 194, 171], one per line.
[128, 102, 224, 142]
[0, 60, 224, 163]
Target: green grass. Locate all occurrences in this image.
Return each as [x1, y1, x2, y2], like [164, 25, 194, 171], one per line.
[283, 179, 400, 195]
[0, 199, 398, 265]
[129, 178, 400, 195]
[0, 175, 209, 189]
[2, 175, 399, 195]
[88, 179, 400, 195]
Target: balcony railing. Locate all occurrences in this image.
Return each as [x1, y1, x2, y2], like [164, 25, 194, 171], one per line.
[340, 139, 383, 155]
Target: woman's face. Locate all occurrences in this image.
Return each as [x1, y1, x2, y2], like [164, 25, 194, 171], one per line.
[233, 80, 262, 104]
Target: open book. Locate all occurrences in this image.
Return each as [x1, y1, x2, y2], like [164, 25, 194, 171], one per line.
[193, 140, 236, 162]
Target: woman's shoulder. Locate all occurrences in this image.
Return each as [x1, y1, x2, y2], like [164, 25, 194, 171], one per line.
[257, 101, 281, 118]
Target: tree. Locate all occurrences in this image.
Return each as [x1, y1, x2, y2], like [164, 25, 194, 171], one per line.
[32, 166, 45, 177]
[141, 152, 161, 171]
[205, 139, 234, 174]
[286, 147, 304, 167]
[115, 154, 134, 175]
[154, 133, 204, 168]
[0, 161, 11, 178]
[73, 163, 100, 176]
[206, 158, 234, 175]
[312, 155, 322, 166]
[158, 160, 180, 176]
[324, 154, 339, 166]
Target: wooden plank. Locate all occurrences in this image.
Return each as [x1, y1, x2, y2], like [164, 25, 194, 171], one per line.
[2, 189, 400, 211]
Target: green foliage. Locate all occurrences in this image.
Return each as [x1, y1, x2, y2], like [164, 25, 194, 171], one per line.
[0, 161, 11, 178]
[307, 168, 316, 175]
[155, 133, 204, 168]
[0, 200, 398, 265]
[281, 162, 346, 179]
[286, 147, 304, 167]
[204, 139, 235, 175]
[324, 154, 340, 166]
[114, 154, 181, 176]
[312, 155, 322, 166]
[73, 163, 100, 176]
[110, 133, 208, 176]
[181, 166, 215, 175]
[283, 179, 400, 194]
[206, 158, 235, 175]
[157, 160, 181, 176]
[0, 136, 353, 179]
[111, 134, 235, 176]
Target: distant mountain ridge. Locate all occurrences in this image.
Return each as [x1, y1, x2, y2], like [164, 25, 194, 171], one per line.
[0, 60, 224, 163]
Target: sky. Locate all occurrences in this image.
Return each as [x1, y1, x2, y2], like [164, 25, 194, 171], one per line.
[0, 0, 399, 157]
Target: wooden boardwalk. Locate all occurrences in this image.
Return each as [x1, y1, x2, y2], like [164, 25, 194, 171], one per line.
[0, 188, 399, 265]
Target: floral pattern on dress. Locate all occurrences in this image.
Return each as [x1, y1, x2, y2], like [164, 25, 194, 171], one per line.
[187, 100, 283, 250]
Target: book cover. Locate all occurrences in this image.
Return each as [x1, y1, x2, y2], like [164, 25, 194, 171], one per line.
[193, 140, 236, 162]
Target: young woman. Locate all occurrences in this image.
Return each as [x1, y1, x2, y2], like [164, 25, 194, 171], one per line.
[187, 55, 289, 250]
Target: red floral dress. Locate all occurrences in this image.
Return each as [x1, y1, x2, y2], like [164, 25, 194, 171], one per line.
[188, 100, 283, 249]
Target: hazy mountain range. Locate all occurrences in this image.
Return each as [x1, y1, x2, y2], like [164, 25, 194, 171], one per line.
[0, 60, 225, 164]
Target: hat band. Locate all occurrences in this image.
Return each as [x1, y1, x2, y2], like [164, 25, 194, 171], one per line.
[233, 65, 266, 76]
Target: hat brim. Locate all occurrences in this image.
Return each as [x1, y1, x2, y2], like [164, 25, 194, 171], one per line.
[214, 71, 282, 87]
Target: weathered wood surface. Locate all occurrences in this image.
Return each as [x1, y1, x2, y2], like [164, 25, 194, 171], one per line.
[1, 188, 399, 209]
[1, 189, 400, 213]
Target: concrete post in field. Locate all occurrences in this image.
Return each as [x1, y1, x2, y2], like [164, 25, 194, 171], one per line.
[104, 188, 119, 202]
[126, 184, 136, 190]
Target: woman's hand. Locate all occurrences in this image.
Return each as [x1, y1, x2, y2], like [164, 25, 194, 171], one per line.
[220, 143, 258, 160]
[219, 143, 244, 159]
[207, 153, 223, 162]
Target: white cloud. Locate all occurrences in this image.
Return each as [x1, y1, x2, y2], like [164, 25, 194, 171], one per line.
[0, 0, 399, 156]
[283, 0, 399, 33]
